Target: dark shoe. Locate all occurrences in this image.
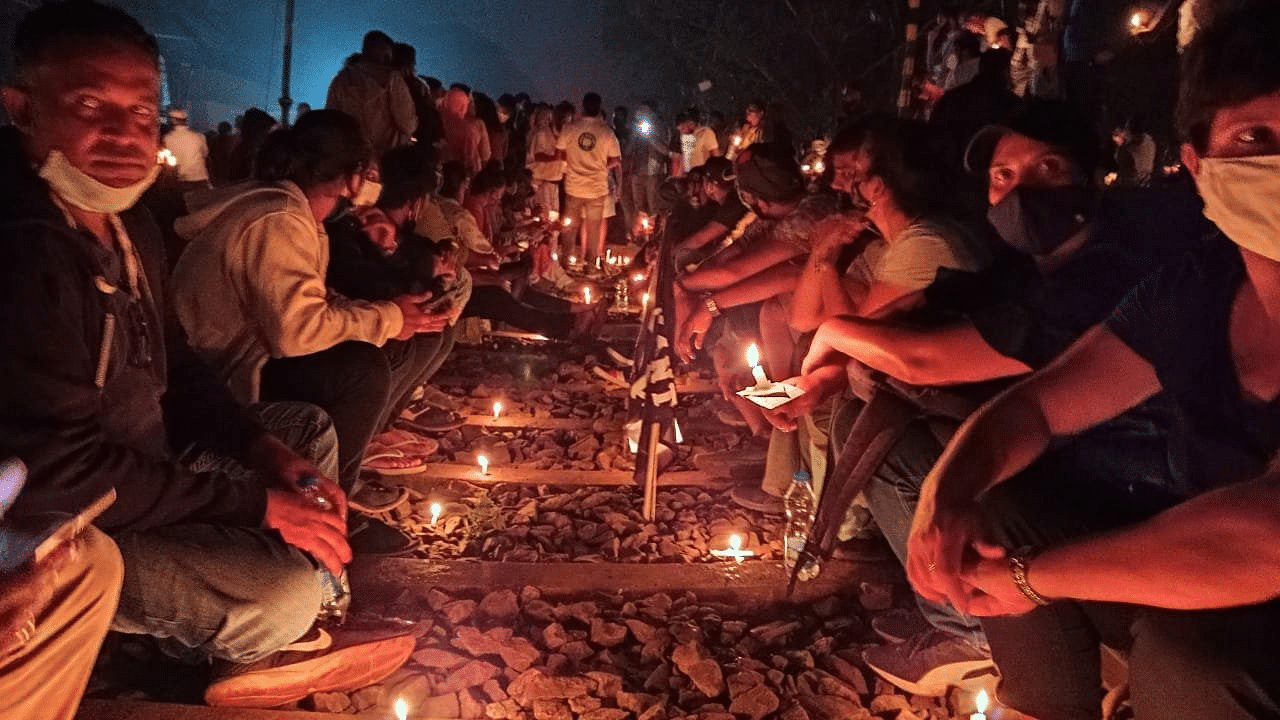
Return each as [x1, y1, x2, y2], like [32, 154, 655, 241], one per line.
[398, 406, 466, 433]
[862, 629, 994, 697]
[348, 513, 413, 556]
[204, 626, 415, 708]
[871, 609, 934, 644]
[728, 485, 785, 514]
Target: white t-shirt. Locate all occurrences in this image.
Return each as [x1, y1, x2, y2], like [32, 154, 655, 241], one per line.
[527, 127, 564, 182]
[556, 116, 620, 199]
[846, 217, 988, 289]
[678, 126, 719, 172]
[164, 125, 209, 183]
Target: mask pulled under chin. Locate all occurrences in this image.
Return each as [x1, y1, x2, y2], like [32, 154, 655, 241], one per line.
[38, 150, 159, 214]
[353, 180, 382, 208]
[987, 186, 1094, 256]
[1195, 155, 1280, 262]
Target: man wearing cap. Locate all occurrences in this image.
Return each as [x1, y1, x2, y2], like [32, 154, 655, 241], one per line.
[764, 101, 1205, 696]
[162, 106, 210, 191]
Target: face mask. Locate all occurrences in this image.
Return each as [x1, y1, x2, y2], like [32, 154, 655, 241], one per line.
[987, 186, 1094, 256]
[1195, 155, 1280, 262]
[353, 180, 382, 208]
[39, 150, 159, 214]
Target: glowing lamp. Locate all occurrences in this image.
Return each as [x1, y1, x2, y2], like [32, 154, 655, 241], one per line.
[477, 455, 489, 475]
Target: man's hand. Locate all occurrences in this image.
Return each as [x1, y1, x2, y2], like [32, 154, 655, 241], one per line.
[248, 434, 348, 520]
[264, 490, 351, 576]
[677, 304, 714, 362]
[392, 293, 451, 340]
[800, 323, 847, 376]
[811, 213, 868, 257]
[957, 541, 1040, 616]
[906, 491, 986, 609]
[761, 374, 825, 432]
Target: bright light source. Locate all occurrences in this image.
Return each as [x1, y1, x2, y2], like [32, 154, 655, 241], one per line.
[746, 343, 761, 368]
[395, 697, 409, 720]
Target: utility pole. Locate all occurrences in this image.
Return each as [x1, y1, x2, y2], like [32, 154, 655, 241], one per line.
[278, 0, 295, 126]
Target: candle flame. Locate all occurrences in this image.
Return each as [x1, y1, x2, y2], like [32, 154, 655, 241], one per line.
[583, 287, 592, 304]
[563, 217, 573, 227]
[492, 401, 502, 419]
[632, 273, 645, 283]
[395, 697, 409, 720]
[975, 689, 989, 713]
[746, 343, 761, 368]
[429, 502, 442, 525]
[729, 534, 742, 551]
[642, 292, 650, 308]
[477, 455, 489, 474]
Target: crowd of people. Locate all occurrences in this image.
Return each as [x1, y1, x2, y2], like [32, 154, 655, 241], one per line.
[3, 0, 1280, 718]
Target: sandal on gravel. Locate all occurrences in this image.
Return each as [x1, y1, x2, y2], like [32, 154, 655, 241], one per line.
[373, 429, 440, 456]
[415, 385, 461, 412]
[361, 448, 430, 476]
[398, 406, 466, 433]
[349, 482, 410, 514]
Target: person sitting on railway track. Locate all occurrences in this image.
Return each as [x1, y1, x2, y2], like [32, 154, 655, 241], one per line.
[325, 142, 472, 479]
[767, 99, 1209, 697]
[718, 120, 990, 517]
[0, 2, 413, 708]
[904, 6, 1280, 716]
[172, 109, 450, 550]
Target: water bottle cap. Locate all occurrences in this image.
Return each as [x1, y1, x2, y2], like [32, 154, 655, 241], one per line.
[298, 474, 320, 489]
[793, 470, 812, 483]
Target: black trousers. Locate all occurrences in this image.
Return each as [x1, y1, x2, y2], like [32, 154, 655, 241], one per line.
[463, 284, 574, 338]
[978, 463, 1280, 720]
[259, 330, 453, 490]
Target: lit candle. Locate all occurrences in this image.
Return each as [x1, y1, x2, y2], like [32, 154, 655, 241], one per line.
[970, 689, 989, 720]
[477, 455, 489, 475]
[732, 134, 742, 147]
[429, 502, 443, 527]
[569, 255, 578, 266]
[813, 160, 825, 173]
[548, 210, 560, 223]
[395, 697, 409, 720]
[583, 287, 592, 304]
[640, 215, 652, 231]
[563, 217, 573, 228]
[710, 533, 755, 563]
[632, 273, 645, 283]
[801, 163, 811, 173]
[746, 343, 769, 389]
[492, 401, 503, 419]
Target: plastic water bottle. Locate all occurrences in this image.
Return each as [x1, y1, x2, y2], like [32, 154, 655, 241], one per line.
[299, 475, 351, 622]
[783, 470, 821, 582]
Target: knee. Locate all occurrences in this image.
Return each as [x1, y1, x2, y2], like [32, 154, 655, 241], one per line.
[215, 552, 322, 663]
[333, 342, 392, 395]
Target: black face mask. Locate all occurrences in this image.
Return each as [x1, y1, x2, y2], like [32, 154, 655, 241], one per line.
[987, 186, 1095, 256]
[325, 197, 353, 224]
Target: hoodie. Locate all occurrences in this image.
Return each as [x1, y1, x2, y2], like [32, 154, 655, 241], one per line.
[172, 180, 403, 403]
[325, 58, 418, 159]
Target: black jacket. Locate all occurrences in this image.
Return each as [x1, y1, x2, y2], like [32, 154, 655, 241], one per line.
[0, 127, 269, 532]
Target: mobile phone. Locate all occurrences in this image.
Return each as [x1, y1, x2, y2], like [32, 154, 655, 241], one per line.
[0, 487, 116, 573]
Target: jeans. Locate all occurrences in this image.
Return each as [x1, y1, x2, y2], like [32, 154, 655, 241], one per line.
[862, 420, 988, 650]
[111, 401, 337, 664]
[975, 463, 1280, 720]
[533, 180, 560, 218]
[561, 193, 607, 263]
[260, 336, 447, 490]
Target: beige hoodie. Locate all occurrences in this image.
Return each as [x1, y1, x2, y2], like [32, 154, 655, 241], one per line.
[172, 180, 402, 403]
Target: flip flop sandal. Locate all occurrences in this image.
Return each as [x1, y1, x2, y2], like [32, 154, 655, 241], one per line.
[398, 406, 466, 433]
[361, 448, 430, 476]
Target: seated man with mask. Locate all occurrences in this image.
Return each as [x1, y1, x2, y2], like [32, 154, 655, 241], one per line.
[771, 100, 1206, 696]
[909, 5, 1280, 717]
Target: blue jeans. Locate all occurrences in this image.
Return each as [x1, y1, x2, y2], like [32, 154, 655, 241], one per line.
[861, 420, 988, 650]
[111, 401, 337, 663]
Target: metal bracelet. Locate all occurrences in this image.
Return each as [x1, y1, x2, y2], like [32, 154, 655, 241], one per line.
[1008, 546, 1052, 607]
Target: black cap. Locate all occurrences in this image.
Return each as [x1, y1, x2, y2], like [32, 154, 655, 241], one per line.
[963, 99, 1099, 179]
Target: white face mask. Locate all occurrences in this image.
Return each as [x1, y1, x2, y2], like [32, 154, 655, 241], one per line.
[353, 180, 382, 208]
[38, 149, 159, 214]
[1195, 154, 1280, 261]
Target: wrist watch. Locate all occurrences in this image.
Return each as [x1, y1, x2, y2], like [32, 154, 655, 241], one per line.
[702, 293, 721, 317]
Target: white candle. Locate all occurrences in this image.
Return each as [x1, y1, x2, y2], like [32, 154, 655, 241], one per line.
[710, 533, 755, 563]
[477, 455, 489, 475]
[395, 697, 409, 720]
[429, 502, 442, 528]
[492, 401, 503, 419]
[746, 343, 769, 389]
[970, 689, 989, 720]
